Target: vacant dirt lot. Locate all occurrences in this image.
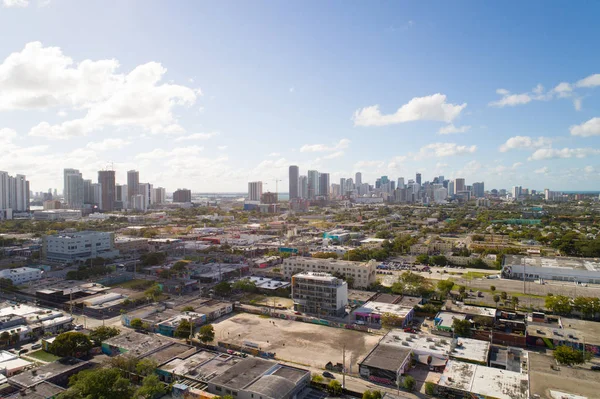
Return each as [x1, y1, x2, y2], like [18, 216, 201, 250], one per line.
[212, 312, 381, 372]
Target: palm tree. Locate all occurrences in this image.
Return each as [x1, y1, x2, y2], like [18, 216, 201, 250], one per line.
[493, 294, 500, 308]
[511, 296, 519, 310]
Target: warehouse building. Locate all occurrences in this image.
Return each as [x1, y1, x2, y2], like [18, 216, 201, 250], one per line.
[502, 255, 600, 283]
[42, 231, 119, 262]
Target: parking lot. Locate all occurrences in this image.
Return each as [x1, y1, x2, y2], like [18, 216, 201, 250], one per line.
[212, 312, 382, 372]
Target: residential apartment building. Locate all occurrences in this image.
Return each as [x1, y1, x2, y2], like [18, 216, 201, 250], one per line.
[173, 188, 192, 203]
[289, 165, 299, 199]
[247, 181, 262, 202]
[292, 272, 348, 317]
[282, 257, 377, 288]
[98, 170, 116, 211]
[42, 231, 119, 262]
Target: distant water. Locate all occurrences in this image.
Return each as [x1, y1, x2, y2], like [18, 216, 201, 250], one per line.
[562, 191, 600, 195]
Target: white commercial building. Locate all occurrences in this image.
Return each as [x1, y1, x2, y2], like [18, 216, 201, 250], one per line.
[292, 272, 348, 317]
[0, 267, 42, 285]
[42, 231, 119, 263]
[247, 181, 263, 202]
[33, 210, 82, 221]
[282, 257, 377, 288]
[502, 255, 600, 284]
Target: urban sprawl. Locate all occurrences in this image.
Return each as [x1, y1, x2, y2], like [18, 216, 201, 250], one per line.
[0, 165, 598, 399]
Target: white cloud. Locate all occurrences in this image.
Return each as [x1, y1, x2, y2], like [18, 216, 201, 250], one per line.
[174, 132, 219, 142]
[0, 127, 17, 145]
[576, 73, 600, 88]
[438, 124, 471, 134]
[217, 145, 228, 150]
[552, 82, 572, 97]
[534, 166, 550, 174]
[499, 136, 553, 152]
[584, 166, 595, 174]
[570, 117, 600, 137]
[300, 138, 350, 153]
[489, 90, 532, 107]
[323, 151, 344, 160]
[528, 147, 600, 161]
[135, 145, 204, 160]
[268, 152, 281, 157]
[0, 42, 198, 139]
[2, 0, 28, 7]
[353, 93, 466, 126]
[415, 142, 476, 159]
[86, 138, 131, 151]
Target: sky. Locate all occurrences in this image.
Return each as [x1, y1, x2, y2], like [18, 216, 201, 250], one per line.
[1, 1, 600, 193]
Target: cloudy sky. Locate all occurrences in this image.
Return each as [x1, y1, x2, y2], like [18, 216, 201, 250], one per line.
[1, 1, 600, 193]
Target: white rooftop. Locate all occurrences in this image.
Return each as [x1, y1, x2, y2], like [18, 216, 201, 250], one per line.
[438, 360, 528, 399]
[356, 301, 413, 318]
[382, 331, 489, 364]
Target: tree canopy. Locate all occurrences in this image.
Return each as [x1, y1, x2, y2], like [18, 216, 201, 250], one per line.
[89, 326, 120, 346]
[198, 324, 215, 343]
[553, 345, 590, 365]
[49, 332, 93, 358]
[452, 319, 472, 337]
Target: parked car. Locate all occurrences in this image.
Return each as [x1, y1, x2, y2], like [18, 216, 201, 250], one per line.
[354, 320, 365, 325]
[591, 365, 600, 371]
[18, 349, 28, 355]
[31, 343, 42, 350]
[322, 371, 335, 379]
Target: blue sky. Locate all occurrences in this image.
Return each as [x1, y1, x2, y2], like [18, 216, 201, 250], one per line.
[1, 1, 600, 193]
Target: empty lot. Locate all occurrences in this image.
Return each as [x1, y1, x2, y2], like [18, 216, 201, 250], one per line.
[212, 312, 381, 372]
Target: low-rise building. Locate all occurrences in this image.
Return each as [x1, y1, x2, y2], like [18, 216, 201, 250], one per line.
[355, 301, 414, 327]
[282, 257, 377, 288]
[113, 236, 149, 253]
[502, 254, 600, 284]
[291, 272, 348, 317]
[33, 209, 82, 221]
[0, 267, 42, 285]
[42, 231, 119, 263]
[207, 357, 310, 399]
[436, 360, 528, 399]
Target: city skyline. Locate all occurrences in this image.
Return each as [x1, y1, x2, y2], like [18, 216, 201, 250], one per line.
[1, 2, 600, 192]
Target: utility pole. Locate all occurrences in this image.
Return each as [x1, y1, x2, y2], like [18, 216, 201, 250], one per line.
[342, 344, 346, 389]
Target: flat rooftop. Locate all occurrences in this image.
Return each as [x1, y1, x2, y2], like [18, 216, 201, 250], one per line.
[209, 357, 276, 390]
[504, 255, 600, 272]
[9, 358, 90, 388]
[443, 301, 497, 318]
[285, 257, 374, 268]
[348, 290, 376, 302]
[355, 301, 413, 318]
[360, 342, 412, 372]
[139, 342, 196, 366]
[382, 331, 489, 364]
[527, 317, 600, 346]
[438, 360, 528, 399]
[435, 311, 466, 328]
[103, 331, 173, 357]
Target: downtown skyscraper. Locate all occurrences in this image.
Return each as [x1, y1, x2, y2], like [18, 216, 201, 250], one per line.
[98, 170, 116, 211]
[289, 165, 299, 199]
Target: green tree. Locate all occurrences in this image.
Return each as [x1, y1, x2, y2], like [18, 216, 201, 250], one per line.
[403, 375, 416, 391]
[136, 374, 166, 399]
[500, 291, 508, 301]
[135, 358, 158, 376]
[381, 313, 404, 328]
[430, 255, 447, 266]
[174, 319, 193, 339]
[182, 306, 195, 312]
[415, 254, 429, 265]
[452, 319, 472, 337]
[198, 324, 215, 343]
[312, 252, 339, 259]
[213, 281, 232, 296]
[144, 284, 162, 302]
[327, 380, 342, 396]
[553, 345, 589, 366]
[573, 297, 594, 319]
[89, 326, 120, 346]
[171, 261, 188, 273]
[363, 390, 383, 399]
[511, 296, 519, 310]
[458, 285, 466, 296]
[545, 295, 572, 315]
[311, 374, 324, 383]
[493, 294, 500, 308]
[473, 316, 494, 327]
[58, 368, 134, 399]
[490, 285, 496, 293]
[437, 279, 454, 297]
[49, 332, 93, 357]
[425, 381, 435, 396]
[130, 318, 144, 330]
[232, 279, 258, 293]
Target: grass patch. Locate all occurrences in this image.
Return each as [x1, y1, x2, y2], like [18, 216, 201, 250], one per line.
[108, 279, 154, 290]
[27, 350, 61, 363]
[463, 271, 495, 279]
[258, 314, 271, 319]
